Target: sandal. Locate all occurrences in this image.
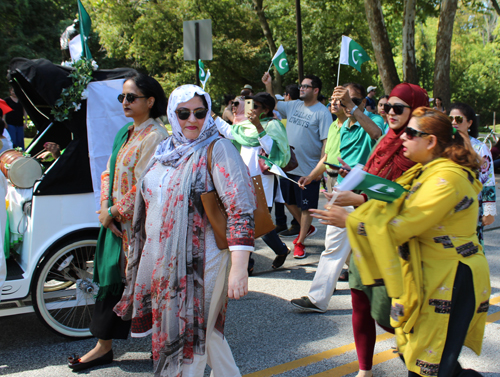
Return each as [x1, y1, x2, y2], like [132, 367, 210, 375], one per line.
[67, 354, 81, 366]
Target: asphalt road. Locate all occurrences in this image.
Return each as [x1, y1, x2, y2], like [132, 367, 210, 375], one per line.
[1, 182, 500, 377]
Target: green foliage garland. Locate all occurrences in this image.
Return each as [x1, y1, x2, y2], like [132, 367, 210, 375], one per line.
[51, 58, 95, 122]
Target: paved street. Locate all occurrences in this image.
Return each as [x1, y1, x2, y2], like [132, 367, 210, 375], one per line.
[1, 184, 500, 377]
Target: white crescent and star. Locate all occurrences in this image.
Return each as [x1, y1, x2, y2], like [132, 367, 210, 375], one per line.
[367, 184, 396, 194]
[279, 58, 288, 69]
[351, 49, 363, 65]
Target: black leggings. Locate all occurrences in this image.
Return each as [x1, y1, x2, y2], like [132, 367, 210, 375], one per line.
[407, 262, 481, 377]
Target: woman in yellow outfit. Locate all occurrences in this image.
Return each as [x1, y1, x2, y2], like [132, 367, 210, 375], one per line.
[311, 108, 490, 377]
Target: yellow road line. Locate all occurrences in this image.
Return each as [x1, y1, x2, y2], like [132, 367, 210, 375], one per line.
[243, 295, 500, 377]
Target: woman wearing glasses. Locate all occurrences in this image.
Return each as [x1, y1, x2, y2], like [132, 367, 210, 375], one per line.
[313, 108, 490, 377]
[68, 73, 169, 371]
[328, 83, 428, 377]
[449, 103, 496, 245]
[114, 85, 255, 376]
[213, 92, 292, 272]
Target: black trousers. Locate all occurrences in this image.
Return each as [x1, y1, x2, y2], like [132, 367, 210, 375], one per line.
[89, 288, 131, 341]
[407, 263, 481, 377]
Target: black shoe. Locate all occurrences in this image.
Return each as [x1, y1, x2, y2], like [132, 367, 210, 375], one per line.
[338, 269, 349, 282]
[274, 224, 288, 234]
[279, 226, 300, 237]
[248, 257, 255, 276]
[272, 247, 291, 269]
[290, 296, 326, 313]
[69, 350, 113, 372]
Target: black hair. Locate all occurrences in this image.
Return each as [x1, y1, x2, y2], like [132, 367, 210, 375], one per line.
[194, 93, 209, 109]
[0, 109, 4, 130]
[449, 102, 478, 138]
[223, 94, 235, 106]
[342, 82, 366, 99]
[251, 92, 275, 118]
[318, 94, 326, 102]
[240, 89, 252, 98]
[304, 74, 322, 94]
[124, 73, 167, 118]
[378, 95, 390, 103]
[435, 97, 442, 102]
[285, 84, 300, 100]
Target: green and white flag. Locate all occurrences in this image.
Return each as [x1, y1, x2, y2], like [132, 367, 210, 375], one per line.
[77, 0, 92, 60]
[258, 155, 302, 186]
[339, 36, 370, 73]
[198, 60, 211, 90]
[270, 45, 290, 75]
[337, 164, 406, 202]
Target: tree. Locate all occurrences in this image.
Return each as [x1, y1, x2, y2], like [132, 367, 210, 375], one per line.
[364, 0, 401, 93]
[433, 0, 459, 110]
[402, 0, 418, 84]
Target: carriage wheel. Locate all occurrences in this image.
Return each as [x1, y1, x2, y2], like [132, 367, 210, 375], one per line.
[32, 238, 98, 338]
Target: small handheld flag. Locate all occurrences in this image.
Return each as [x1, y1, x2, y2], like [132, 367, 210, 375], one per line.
[334, 164, 406, 203]
[269, 45, 290, 75]
[339, 36, 370, 73]
[198, 60, 211, 90]
[77, 0, 92, 60]
[258, 155, 303, 187]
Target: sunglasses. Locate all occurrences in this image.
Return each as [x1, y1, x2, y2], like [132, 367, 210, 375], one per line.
[231, 102, 240, 107]
[404, 126, 430, 140]
[117, 93, 147, 103]
[299, 84, 314, 90]
[384, 103, 411, 115]
[339, 97, 363, 107]
[448, 115, 464, 123]
[175, 107, 208, 120]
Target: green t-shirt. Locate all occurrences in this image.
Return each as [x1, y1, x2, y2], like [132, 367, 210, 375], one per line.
[338, 110, 385, 181]
[325, 119, 342, 165]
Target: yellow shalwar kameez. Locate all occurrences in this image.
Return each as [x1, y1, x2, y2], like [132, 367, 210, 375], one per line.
[346, 158, 491, 376]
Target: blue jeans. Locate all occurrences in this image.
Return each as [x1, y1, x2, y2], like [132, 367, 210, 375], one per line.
[7, 124, 24, 150]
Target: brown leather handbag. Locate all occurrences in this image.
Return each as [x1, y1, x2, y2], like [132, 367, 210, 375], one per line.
[201, 140, 275, 250]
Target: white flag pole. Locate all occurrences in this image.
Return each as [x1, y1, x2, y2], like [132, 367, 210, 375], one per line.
[337, 61, 341, 87]
[267, 61, 274, 73]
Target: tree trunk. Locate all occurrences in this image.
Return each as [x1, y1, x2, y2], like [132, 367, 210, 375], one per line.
[252, 0, 282, 94]
[364, 0, 400, 94]
[433, 0, 459, 111]
[402, 0, 418, 84]
[491, 0, 500, 17]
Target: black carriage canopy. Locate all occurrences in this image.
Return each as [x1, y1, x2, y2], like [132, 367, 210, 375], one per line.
[7, 58, 137, 196]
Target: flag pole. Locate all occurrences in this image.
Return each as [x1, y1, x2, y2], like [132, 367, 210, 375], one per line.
[267, 61, 274, 73]
[336, 60, 341, 87]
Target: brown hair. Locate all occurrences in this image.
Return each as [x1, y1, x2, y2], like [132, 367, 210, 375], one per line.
[411, 107, 480, 170]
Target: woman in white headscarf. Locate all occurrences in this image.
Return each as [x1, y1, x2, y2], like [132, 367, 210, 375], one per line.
[114, 85, 255, 376]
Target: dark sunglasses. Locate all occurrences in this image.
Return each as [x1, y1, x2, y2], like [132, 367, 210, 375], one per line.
[404, 126, 430, 140]
[231, 101, 240, 107]
[448, 115, 464, 123]
[299, 84, 314, 90]
[384, 103, 411, 115]
[339, 97, 363, 107]
[175, 107, 208, 120]
[117, 93, 147, 103]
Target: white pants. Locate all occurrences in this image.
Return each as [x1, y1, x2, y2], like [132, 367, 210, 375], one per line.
[183, 251, 241, 377]
[308, 206, 353, 311]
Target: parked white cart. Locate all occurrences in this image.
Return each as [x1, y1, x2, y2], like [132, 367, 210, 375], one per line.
[0, 58, 134, 338]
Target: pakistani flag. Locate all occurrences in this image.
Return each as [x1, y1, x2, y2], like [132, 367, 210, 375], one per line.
[271, 45, 290, 75]
[337, 165, 406, 202]
[198, 60, 211, 90]
[339, 36, 370, 73]
[77, 0, 92, 59]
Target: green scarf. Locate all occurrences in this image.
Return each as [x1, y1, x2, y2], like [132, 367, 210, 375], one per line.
[93, 122, 132, 300]
[230, 118, 290, 168]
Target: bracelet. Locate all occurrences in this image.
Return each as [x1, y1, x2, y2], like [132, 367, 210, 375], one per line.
[108, 207, 114, 218]
[258, 130, 267, 138]
[350, 105, 358, 113]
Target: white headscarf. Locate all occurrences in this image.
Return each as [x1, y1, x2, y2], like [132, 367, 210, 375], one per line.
[153, 84, 218, 166]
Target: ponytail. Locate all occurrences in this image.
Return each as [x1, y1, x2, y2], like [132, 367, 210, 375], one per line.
[411, 107, 480, 170]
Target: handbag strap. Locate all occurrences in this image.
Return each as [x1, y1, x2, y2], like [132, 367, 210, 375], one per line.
[206, 138, 218, 184]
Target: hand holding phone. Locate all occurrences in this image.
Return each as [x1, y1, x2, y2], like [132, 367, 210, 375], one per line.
[244, 99, 254, 117]
[323, 162, 351, 171]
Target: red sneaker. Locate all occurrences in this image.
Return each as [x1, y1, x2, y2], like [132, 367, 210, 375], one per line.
[293, 225, 317, 245]
[293, 242, 306, 259]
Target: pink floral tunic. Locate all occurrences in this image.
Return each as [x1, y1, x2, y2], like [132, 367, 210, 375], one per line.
[100, 118, 169, 254]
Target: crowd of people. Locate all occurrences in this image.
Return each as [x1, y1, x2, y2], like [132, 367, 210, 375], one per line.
[60, 70, 495, 377]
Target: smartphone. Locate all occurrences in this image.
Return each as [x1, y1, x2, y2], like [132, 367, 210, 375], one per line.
[323, 162, 351, 171]
[244, 99, 254, 116]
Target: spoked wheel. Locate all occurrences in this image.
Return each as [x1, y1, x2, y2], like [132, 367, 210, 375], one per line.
[32, 238, 98, 338]
[477, 136, 492, 149]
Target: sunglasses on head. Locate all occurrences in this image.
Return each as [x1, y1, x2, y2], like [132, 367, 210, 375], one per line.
[175, 107, 208, 120]
[404, 126, 430, 140]
[384, 103, 411, 115]
[117, 93, 147, 103]
[448, 115, 464, 123]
